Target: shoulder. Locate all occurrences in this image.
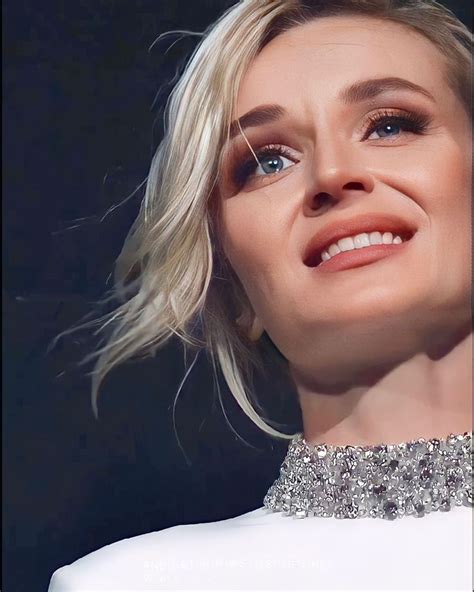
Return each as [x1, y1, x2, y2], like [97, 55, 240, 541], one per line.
[47, 506, 271, 591]
[48, 505, 473, 590]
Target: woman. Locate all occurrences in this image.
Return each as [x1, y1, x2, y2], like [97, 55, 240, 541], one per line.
[49, 0, 473, 589]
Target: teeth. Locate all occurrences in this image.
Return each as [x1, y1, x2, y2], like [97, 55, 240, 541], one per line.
[354, 233, 371, 249]
[338, 236, 355, 252]
[320, 231, 405, 263]
[369, 231, 383, 245]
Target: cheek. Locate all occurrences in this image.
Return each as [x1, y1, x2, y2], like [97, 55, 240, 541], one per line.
[391, 134, 471, 230]
[413, 137, 472, 303]
[222, 202, 272, 267]
[221, 197, 285, 299]
[421, 140, 471, 235]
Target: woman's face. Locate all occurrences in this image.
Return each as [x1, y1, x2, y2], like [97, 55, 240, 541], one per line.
[218, 16, 471, 379]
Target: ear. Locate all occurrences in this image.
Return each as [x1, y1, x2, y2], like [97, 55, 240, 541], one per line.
[235, 310, 265, 341]
[248, 314, 264, 341]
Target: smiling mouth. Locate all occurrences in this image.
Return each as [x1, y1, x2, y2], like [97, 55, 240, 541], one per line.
[305, 230, 416, 273]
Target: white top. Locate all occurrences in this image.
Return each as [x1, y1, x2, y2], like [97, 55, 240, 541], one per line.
[48, 505, 472, 591]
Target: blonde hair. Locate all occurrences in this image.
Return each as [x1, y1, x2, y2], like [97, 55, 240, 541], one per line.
[56, 0, 472, 441]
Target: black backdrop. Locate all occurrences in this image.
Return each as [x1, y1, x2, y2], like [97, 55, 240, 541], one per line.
[3, 1, 471, 591]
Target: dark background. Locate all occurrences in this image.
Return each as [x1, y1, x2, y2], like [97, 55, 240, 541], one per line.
[3, 1, 471, 591]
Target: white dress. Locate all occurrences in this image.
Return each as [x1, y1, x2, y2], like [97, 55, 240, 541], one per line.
[48, 505, 472, 591]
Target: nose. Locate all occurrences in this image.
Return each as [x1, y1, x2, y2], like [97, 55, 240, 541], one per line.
[302, 138, 375, 216]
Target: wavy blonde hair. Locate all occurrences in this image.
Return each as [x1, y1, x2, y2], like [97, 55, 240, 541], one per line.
[57, 0, 472, 440]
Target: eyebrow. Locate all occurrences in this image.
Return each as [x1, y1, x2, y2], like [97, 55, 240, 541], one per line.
[228, 77, 435, 140]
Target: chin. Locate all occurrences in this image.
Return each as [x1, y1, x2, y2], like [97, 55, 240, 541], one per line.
[294, 285, 431, 328]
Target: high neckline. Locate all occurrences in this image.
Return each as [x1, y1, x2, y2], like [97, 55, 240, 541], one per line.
[263, 431, 473, 520]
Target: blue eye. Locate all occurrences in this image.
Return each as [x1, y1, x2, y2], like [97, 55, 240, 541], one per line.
[372, 122, 402, 138]
[233, 144, 296, 185]
[364, 110, 430, 141]
[230, 110, 430, 188]
[255, 154, 294, 176]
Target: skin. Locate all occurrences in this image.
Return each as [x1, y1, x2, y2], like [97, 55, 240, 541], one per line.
[218, 16, 472, 446]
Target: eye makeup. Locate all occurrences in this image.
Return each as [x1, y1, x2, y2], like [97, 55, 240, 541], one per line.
[226, 107, 432, 190]
[361, 108, 431, 140]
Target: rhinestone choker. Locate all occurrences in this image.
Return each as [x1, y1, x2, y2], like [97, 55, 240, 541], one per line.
[263, 431, 473, 520]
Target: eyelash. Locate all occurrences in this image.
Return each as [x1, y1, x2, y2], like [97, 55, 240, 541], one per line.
[362, 109, 430, 140]
[232, 109, 431, 186]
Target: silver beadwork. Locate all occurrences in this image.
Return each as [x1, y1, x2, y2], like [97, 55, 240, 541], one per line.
[263, 431, 473, 520]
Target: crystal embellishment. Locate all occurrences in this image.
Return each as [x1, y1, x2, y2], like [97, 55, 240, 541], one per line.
[263, 432, 473, 520]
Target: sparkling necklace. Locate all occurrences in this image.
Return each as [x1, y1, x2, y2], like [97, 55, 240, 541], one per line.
[263, 431, 473, 520]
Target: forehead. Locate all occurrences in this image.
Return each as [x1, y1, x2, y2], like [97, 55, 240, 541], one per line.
[235, 16, 447, 117]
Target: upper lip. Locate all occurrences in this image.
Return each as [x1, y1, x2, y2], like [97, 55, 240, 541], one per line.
[303, 212, 417, 267]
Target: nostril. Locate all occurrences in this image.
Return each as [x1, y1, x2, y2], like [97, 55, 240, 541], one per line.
[343, 181, 365, 191]
[313, 192, 333, 210]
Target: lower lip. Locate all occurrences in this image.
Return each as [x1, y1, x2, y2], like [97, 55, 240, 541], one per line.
[313, 241, 411, 273]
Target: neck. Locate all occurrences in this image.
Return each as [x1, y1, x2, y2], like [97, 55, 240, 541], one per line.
[290, 327, 472, 447]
